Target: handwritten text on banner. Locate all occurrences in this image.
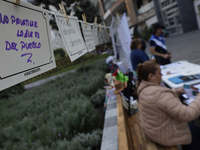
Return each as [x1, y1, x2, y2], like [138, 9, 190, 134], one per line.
[81, 23, 95, 52]
[92, 24, 98, 46]
[55, 13, 88, 62]
[0, 0, 56, 91]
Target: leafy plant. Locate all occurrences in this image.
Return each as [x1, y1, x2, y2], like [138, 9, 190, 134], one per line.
[0, 83, 24, 100]
[53, 48, 66, 60]
[0, 57, 109, 149]
[91, 89, 105, 107]
[141, 26, 153, 41]
[133, 25, 142, 38]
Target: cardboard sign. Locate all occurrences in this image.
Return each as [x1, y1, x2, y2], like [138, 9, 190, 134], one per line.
[92, 24, 99, 46]
[98, 30, 104, 45]
[103, 28, 110, 43]
[0, 0, 56, 91]
[55, 13, 88, 62]
[81, 23, 95, 52]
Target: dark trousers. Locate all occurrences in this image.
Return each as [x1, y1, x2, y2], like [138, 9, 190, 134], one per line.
[182, 124, 200, 150]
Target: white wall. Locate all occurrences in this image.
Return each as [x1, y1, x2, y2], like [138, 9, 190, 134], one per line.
[145, 15, 158, 28]
[194, 0, 200, 29]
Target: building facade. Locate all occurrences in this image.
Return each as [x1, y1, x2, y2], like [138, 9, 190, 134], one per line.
[154, 0, 198, 36]
[98, 0, 158, 35]
[99, 0, 199, 36]
[193, 0, 200, 29]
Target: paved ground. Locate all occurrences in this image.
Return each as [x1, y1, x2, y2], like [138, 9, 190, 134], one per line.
[146, 29, 200, 64]
[101, 96, 118, 150]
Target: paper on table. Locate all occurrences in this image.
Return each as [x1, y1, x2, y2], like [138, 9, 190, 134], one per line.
[192, 84, 200, 91]
[165, 62, 183, 68]
[182, 94, 194, 105]
[184, 84, 199, 99]
[160, 65, 165, 69]
[182, 94, 188, 99]
[184, 98, 194, 105]
[107, 88, 116, 100]
[161, 70, 181, 76]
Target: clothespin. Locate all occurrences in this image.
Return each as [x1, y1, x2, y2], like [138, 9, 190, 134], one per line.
[104, 23, 106, 28]
[82, 13, 87, 26]
[94, 17, 97, 26]
[13, 0, 20, 5]
[99, 24, 102, 32]
[59, 3, 69, 22]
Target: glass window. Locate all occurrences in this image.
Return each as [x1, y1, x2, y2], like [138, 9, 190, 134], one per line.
[166, 5, 177, 12]
[163, 12, 167, 21]
[169, 18, 174, 26]
[169, 28, 176, 34]
[136, 0, 143, 9]
[161, 0, 170, 8]
[167, 12, 173, 17]
[176, 16, 181, 24]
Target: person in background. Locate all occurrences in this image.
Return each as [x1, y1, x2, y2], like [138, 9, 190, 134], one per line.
[141, 38, 146, 52]
[130, 38, 149, 75]
[136, 60, 200, 150]
[150, 23, 171, 65]
[105, 47, 109, 54]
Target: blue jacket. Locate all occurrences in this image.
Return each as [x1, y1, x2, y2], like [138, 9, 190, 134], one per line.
[130, 49, 149, 71]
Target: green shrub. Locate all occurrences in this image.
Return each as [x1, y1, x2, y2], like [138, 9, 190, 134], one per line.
[141, 26, 153, 41]
[0, 57, 108, 149]
[0, 83, 24, 99]
[53, 48, 66, 60]
[133, 25, 142, 38]
[55, 129, 102, 150]
[91, 89, 105, 106]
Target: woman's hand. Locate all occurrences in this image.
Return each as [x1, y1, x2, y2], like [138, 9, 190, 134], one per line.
[162, 54, 169, 59]
[175, 87, 185, 96]
[169, 54, 172, 59]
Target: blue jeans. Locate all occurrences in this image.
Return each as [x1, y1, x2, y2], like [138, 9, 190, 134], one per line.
[182, 124, 200, 150]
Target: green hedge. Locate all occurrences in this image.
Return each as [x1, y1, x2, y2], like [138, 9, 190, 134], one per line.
[53, 48, 66, 60]
[0, 58, 109, 150]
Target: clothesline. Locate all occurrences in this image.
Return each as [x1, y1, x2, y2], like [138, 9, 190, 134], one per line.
[48, 11, 110, 29]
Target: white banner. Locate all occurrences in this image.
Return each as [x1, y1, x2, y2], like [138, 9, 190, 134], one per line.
[81, 23, 95, 52]
[117, 13, 132, 72]
[0, 0, 56, 91]
[55, 13, 88, 62]
[103, 28, 110, 43]
[92, 24, 98, 46]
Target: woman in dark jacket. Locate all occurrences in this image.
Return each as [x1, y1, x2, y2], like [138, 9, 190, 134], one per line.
[130, 39, 149, 72]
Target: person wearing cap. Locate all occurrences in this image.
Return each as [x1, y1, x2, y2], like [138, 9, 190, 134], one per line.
[150, 23, 171, 65]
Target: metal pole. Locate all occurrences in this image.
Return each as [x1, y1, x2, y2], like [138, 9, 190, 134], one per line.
[81, 56, 86, 73]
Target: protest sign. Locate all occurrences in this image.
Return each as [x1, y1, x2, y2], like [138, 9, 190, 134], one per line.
[55, 13, 88, 62]
[98, 30, 104, 45]
[103, 28, 111, 43]
[0, 0, 56, 91]
[92, 24, 99, 46]
[81, 23, 95, 52]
